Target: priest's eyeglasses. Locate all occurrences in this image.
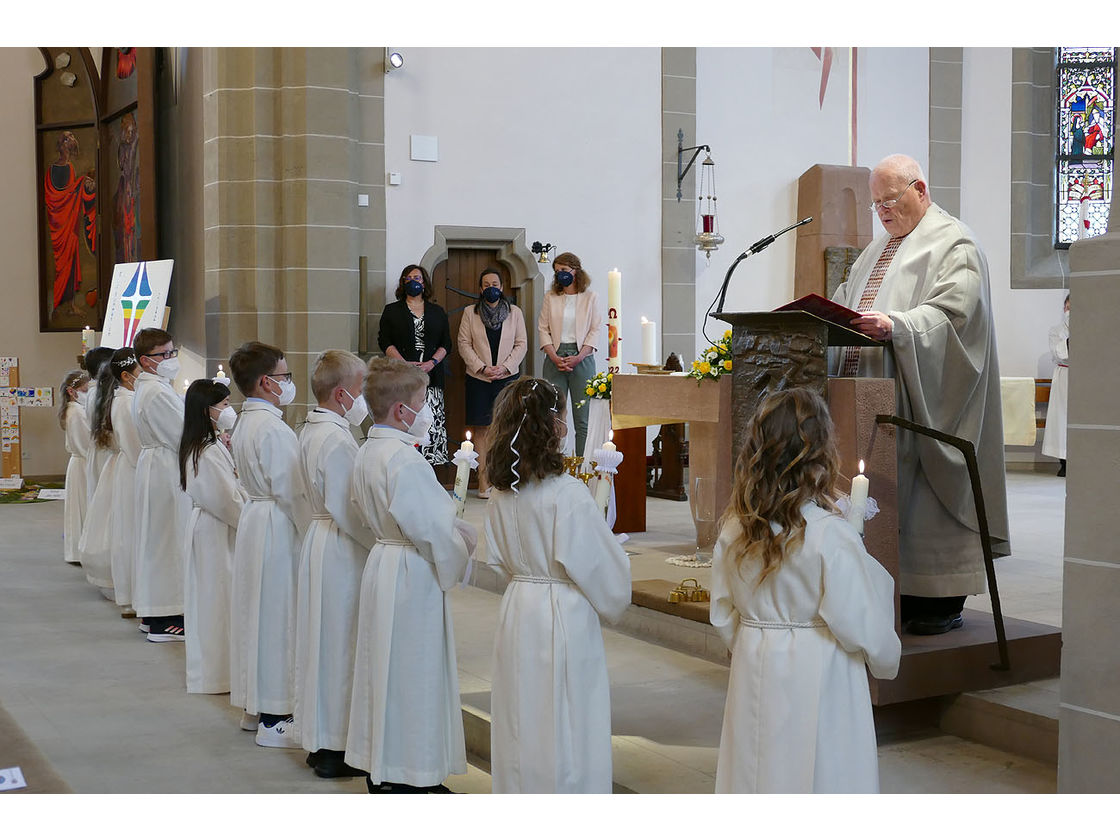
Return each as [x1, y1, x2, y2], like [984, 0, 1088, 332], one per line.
[870, 179, 918, 212]
[142, 349, 179, 359]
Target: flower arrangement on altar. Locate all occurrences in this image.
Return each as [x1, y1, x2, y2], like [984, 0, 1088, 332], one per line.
[688, 329, 733, 383]
[577, 371, 613, 407]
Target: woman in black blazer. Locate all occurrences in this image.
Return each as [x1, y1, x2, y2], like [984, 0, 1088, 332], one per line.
[377, 264, 452, 465]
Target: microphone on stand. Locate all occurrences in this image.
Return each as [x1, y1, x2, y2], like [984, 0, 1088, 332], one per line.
[714, 217, 813, 315]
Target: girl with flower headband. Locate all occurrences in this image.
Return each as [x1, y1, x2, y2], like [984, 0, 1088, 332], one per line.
[107, 348, 142, 614]
[711, 387, 899, 793]
[482, 377, 631, 793]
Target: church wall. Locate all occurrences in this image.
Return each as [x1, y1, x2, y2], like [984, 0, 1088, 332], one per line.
[0, 48, 83, 478]
[693, 48, 931, 355]
[383, 47, 663, 378]
[961, 47, 1068, 380]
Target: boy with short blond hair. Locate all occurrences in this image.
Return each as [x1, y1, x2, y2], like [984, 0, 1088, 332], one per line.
[346, 357, 476, 793]
[294, 350, 374, 777]
[229, 340, 312, 747]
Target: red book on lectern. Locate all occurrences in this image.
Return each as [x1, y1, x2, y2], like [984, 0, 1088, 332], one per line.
[773, 293, 861, 330]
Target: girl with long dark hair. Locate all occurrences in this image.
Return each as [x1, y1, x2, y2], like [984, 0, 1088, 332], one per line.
[108, 348, 142, 613]
[179, 378, 246, 694]
[80, 351, 124, 595]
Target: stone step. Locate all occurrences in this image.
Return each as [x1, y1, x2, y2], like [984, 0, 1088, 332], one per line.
[938, 679, 1060, 766]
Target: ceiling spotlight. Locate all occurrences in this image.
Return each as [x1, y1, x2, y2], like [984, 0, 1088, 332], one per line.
[385, 49, 404, 73]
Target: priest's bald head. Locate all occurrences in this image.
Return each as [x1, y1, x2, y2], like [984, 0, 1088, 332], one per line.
[870, 154, 931, 238]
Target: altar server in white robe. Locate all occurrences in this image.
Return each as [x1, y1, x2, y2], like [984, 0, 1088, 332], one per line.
[229, 340, 312, 748]
[294, 350, 375, 778]
[131, 328, 191, 642]
[482, 377, 631, 794]
[59, 370, 91, 566]
[80, 356, 123, 595]
[1041, 295, 1070, 476]
[346, 357, 476, 793]
[711, 388, 900, 794]
[108, 349, 142, 611]
[180, 379, 246, 694]
[831, 153, 1009, 636]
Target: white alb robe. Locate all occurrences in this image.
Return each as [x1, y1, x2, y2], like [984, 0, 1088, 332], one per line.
[484, 474, 632, 794]
[831, 203, 1010, 597]
[131, 372, 190, 617]
[184, 441, 247, 694]
[79, 386, 120, 589]
[230, 400, 311, 715]
[1041, 321, 1069, 460]
[62, 402, 89, 566]
[110, 389, 140, 607]
[711, 503, 901, 793]
[345, 426, 470, 787]
[294, 409, 374, 753]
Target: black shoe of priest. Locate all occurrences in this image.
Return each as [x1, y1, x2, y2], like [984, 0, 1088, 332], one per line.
[907, 613, 964, 635]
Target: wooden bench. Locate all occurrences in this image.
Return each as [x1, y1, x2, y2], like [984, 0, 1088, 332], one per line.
[1036, 379, 1052, 429]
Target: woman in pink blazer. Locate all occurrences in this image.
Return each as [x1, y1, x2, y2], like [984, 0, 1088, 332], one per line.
[457, 267, 528, 497]
[537, 252, 600, 455]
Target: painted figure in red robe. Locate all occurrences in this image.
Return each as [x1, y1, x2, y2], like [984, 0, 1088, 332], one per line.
[114, 113, 139, 263]
[44, 131, 97, 316]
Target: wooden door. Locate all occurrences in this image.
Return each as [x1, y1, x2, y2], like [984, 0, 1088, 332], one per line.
[430, 249, 516, 487]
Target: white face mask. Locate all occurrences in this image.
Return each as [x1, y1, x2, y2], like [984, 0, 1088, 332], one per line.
[341, 389, 369, 427]
[400, 400, 434, 444]
[268, 376, 296, 406]
[156, 357, 181, 381]
[213, 405, 237, 431]
[1062, 310, 1070, 327]
[74, 389, 89, 407]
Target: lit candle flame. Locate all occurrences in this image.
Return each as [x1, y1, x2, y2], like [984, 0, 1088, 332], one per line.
[465, 430, 472, 442]
[609, 429, 614, 442]
[641, 316, 649, 325]
[858, 459, 865, 474]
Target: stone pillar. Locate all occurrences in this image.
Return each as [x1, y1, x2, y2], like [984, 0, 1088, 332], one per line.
[201, 47, 386, 422]
[661, 48, 698, 365]
[1057, 195, 1120, 791]
[794, 164, 873, 299]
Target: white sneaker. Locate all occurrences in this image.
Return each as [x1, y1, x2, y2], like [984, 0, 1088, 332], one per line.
[256, 717, 299, 748]
[239, 711, 260, 732]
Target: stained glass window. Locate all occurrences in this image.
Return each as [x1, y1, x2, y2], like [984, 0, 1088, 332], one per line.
[1056, 47, 1115, 247]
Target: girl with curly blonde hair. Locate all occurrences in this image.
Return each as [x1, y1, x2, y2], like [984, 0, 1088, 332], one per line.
[711, 387, 900, 793]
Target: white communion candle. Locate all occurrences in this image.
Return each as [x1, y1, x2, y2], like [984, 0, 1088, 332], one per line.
[82, 326, 94, 353]
[847, 460, 869, 535]
[452, 431, 473, 519]
[607, 268, 622, 375]
[602, 430, 616, 452]
[641, 317, 657, 366]
[594, 473, 612, 515]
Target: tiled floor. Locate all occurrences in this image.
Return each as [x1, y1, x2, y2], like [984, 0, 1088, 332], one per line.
[0, 468, 1064, 794]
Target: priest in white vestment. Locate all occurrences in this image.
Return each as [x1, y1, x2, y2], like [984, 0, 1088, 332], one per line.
[831, 154, 1010, 635]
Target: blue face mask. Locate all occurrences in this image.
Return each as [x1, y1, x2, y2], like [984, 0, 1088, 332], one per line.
[405, 279, 424, 297]
[556, 270, 574, 288]
[482, 286, 503, 303]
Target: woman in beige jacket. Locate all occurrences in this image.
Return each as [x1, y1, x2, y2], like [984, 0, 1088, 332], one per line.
[457, 267, 527, 497]
[537, 252, 600, 456]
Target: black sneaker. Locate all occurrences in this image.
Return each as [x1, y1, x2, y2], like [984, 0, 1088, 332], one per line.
[313, 750, 366, 779]
[147, 617, 186, 643]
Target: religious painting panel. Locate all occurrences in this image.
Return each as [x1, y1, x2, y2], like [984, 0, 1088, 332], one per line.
[37, 125, 101, 331]
[35, 48, 102, 332]
[103, 48, 139, 118]
[103, 108, 142, 268]
[1056, 47, 1115, 246]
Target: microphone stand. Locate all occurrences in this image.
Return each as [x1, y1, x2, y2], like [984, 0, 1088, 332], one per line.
[713, 217, 813, 316]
